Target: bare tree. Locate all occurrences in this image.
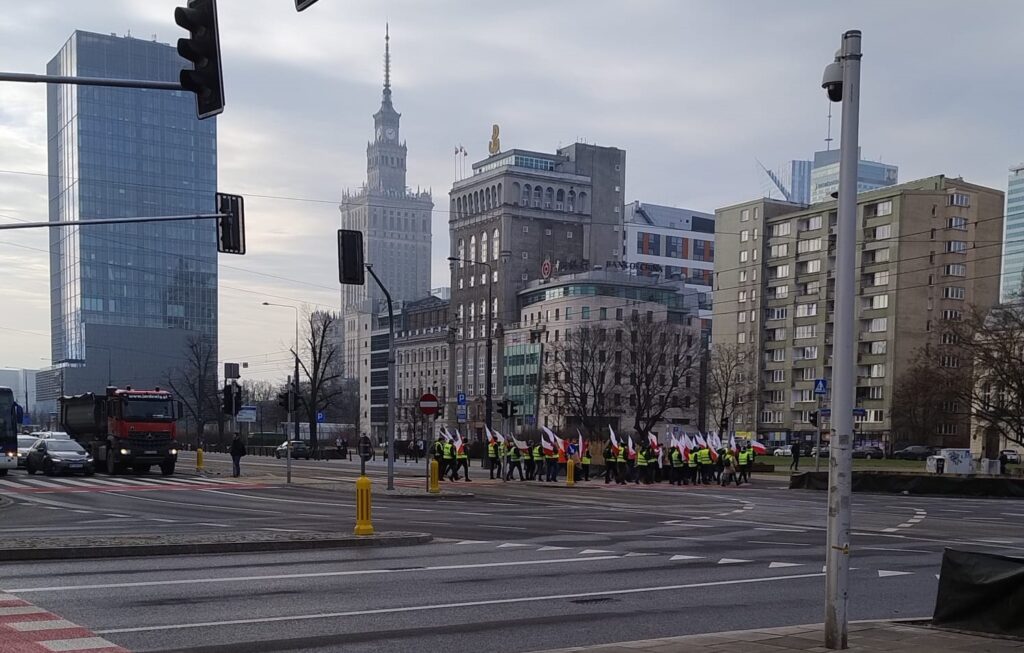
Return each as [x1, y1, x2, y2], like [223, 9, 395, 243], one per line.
[706, 343, 755, 434]
[240, 379, 281, 435]
[947, 304, 1024, 450]
[166, 336, 219, 446]
[544, 325, 617, 435]
[890, 348, 963, 449]
[616, 315, 701, 435]
[297, 309, 346, 455]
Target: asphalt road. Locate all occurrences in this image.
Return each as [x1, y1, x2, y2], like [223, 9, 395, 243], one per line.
[1, 456, 1023, 652]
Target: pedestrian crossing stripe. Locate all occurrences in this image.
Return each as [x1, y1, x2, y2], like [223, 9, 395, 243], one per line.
[0, 475, 269, 494]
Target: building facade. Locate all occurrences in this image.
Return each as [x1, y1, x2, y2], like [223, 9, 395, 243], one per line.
[340, 28, 433, 388]
[809, 148, 898, 204]
[999, 163, 1024, 302]
[622, 200, 715, 322]
[713, 176, 1003, 449]
[39, 31, 217, 402]
[502, 270, 705, 437]
[447, 143, 626, 431]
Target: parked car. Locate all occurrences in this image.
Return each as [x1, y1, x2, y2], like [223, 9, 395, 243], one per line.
[892, 445, 935, 461]
[773, 446, 792, 457]
[15, 435, 37, 468]
[1001, 449, 1022, 465]
[24, 439, 94, 476]
[810, 445, 830, 458]
[276, 440, 311, 460]
[853, 445, 885, 460]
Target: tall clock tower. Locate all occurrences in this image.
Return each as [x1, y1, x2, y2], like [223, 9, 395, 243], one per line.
[367, 25, 407, 195]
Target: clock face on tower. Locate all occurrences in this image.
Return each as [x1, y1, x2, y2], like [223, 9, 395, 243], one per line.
[385, 127, 396, 140]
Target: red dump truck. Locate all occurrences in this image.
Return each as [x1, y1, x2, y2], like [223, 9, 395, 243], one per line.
[60, 386, 180, 475]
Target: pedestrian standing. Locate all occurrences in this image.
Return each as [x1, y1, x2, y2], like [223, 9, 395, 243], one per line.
[615, 442, 627, 484]
[488, 437, 500, 479]
[670, 447, 684, 486]
[506, 444, 524, 481]
[634, 446, 647, 485]
[790, 442, 801, 471]
[229, 434, 246, 477]
[738, 446, 752, 484]
[580, 446, 591, 481]
[545, 444, 559, 482]
[603, 441, 614, 484]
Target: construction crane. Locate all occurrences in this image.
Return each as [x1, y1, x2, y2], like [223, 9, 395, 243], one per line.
[757, 159, 792, 202]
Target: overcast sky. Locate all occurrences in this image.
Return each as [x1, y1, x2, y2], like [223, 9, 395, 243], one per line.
[1, 0, 1022, 381]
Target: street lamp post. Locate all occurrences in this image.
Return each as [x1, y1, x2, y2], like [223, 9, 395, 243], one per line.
[820, 29, 862, 650]
[449, 256, 493, 435]
[262, 301, 299, 485]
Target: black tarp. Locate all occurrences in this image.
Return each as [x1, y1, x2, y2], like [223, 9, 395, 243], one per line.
[932, 548, 1024, 637]
[789, 471, 1024, 497]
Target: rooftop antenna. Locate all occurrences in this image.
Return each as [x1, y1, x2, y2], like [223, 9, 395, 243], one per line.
[824, 100, 834, 150]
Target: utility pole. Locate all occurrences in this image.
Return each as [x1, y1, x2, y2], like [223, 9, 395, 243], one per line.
[821, 29, 861, 650]
[366, 265, 396, 491]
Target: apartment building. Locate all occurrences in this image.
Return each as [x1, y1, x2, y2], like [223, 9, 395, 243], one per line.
[713, 176, 1004, 449]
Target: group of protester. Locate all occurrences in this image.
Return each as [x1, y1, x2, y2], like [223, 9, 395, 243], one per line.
[431, 425, 764, 487]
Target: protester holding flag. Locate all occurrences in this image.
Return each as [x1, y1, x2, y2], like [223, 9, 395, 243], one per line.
[506, 439, 524, 481]
[532, 441, 545, 482]
[486, 428, 500, 480]
[602, 440, 615, 484]
[578, 433, 591, 481]
[454, 431, 471, 482]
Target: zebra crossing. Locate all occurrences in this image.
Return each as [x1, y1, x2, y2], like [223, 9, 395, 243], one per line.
[0, 474, 269, 494]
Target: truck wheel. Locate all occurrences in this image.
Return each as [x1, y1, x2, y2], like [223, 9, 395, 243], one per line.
[160, 461, 176, 476]
[106, 450, 118, 475]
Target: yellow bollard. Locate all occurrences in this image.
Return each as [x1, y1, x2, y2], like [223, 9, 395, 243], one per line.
[566, 459, 575, 487]
[196, 447, 204, 473]
[354, 475, 374, 536]
[428, 459, 440, 494]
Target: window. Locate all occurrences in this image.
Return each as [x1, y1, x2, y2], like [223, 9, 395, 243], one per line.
[800, 259, 822, 274]
[802, 367, 817, 381]
[862, 294, 888, 310]
[522, 225, 529, 233]
[942, 309, 963, 321]
[795, 325, 817, 339]
[739, 270, 747, 282]
[770, 327, 786, 341]
[772, 264, 790, 279]
[794, 389, 814, 402]
[767, 307, 788, 320]
[738, 311, 747, 323]
[739, 250, 749, 263]
[870, 363, 886, 378]
[941, 332, 959, 345]
[797, 237, 822, 253]
[581, 306, 591, 320]
[599, 307, 607, 320]
[949, 192, 970, 207]
[797, 346, 818, 360]
[567, 231, 573, 239]
[796, 302, 817, 317]
[799, 215, 823, 231]
[944, 263, 966, 277]
[938, 423, 959, 436]
[772, 222, 792, 237]
[738, 290, 748, 303]
[872, 271, 889, 286]
[773, 285, 789, 299]
[770, 243, 789, 257]
[740, 230, 750, 242]
[802, 281, 821, 296]
[947, 217, 968, 230]
[867, 386, 884, 399]
[867, 248, 890, 263]
[869, 317, 887, 333]
[770, 369, 785, 383]
[741, 208, 750, 222]
[868, 409, 885, 423]
[873, 224, 892, 239]
[941, 355, 960, 368]
[945, 240, 967, 253]
[771, 348, 785, 362]
[768, 390, 785, 403]
[737, 332, 746, 344]
[943, 286, 965, 300]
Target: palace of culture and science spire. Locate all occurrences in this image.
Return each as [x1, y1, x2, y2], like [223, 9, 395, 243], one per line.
[339, 26, 434, 377]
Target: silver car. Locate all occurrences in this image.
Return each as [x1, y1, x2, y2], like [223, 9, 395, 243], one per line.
[16, 435, 37, 468]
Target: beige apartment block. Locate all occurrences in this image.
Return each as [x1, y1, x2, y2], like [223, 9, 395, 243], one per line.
[713, 176, 1003, 449]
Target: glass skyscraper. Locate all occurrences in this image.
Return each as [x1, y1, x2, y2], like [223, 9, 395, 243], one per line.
[1000, 164, 1024, 302]
[809, 148, 898, 203]
[43, 31, 217, 397]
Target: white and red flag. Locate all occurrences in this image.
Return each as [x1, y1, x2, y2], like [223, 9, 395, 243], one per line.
[750, 439, 767, 454]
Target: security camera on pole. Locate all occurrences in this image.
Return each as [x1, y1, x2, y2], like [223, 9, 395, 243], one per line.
[820, 29, 861, 650]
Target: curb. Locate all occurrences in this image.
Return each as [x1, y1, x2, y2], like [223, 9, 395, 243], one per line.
[0, 531, 432, 561]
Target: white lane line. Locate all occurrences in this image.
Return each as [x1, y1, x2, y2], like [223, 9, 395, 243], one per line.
[148, 518, 178, 523]
[9, 619, 78, 631]
[94, 572, 826, 635]
[461, 512, 492, 517]
[882, 528, 900, 533]
[10, 554, 625, 593]
[197, 489, 354, 508]
[48, 478, 100, 488]
[747, 541, 812, 547]
[878, 570, 914, 578]
[401, 508, 434, 513]
[717, 558, 751, 565]
[476, 525, 527, 531]
[39, 636, 120, 651]
[518, 516, 553, 520]
[1001, 513, 1024, 518]
[768, 562, 802, 569]
[586, 519, 629, 524]
[755, 528, 806, 533]
[15, 478, 67, 488]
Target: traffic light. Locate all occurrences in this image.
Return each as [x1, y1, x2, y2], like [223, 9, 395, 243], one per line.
[222, 383, 241, 415]
[337, 229, 365, 285]
[277, 391, 290, 410]
[215, 192, 245, 254]
[809, 411, 819, 427]
[174, 0, 225, 119]
[721, 416, 729, 430]
[508, 400, 519, 416]
[497, 400, 509, 419]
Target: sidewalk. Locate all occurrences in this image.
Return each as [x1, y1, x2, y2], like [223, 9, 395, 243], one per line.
[535, 622, 1022, 652]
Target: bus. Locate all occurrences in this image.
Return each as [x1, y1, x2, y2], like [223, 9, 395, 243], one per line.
[0, 386, 21, 475]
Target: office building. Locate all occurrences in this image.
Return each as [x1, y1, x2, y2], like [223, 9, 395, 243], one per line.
[714, 176, 1003, 449]
[448, 142, 626, 431]
[999, 163, 1024, 302]
[38, 31, 217, 402]
[622, 200, 715, 322]
[340, 27, 433, 388]
[0, 369, 37, 417]
[809, 148, 898, 204]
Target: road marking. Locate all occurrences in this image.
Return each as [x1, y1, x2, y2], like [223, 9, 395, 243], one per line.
[669, 555, 703, 561]
[579, 549, 614, 555]
[878, 570, 913, 578]
[747, 541, 812, 547]
[477, 525, 527, 531]
[40, 636, 121, 651]
[10, 555, 625, 593]
[17, 478, 66, 488]
[537, 546, 568, 551]
[882, 528, 900, 533]
[860, 546, 935, 554]
[496, 543, 530, 548]
[149, 518, 178, 523]
[0, 605, 47, 615]
[755, 528, 806, 533]
[518, 516, 553, 520]
[978, 539, 1015, 544]
[1001, 513, 1024, 518]
[9, 619, 78, 631]
[769, 562, 802, 569]
[402, 508, 434, 512]
[454, 540, 490, 545]
[717, 558, 751, 565]
[558, 529, 604, 535]
[623, 552, 655, 557]
[94, 572, 827, 635]
[586, 519, 628, 524]
[462, 512, 492, 517]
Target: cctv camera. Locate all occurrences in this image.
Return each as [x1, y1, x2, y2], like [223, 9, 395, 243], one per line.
[822, 61, 843, 103]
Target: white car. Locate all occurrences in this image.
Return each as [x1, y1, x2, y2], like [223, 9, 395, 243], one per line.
[1002, 449, 1022, 465]
[773, 446, 792, 457]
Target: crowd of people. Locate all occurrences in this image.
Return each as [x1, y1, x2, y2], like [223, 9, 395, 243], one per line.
[429, 427, 760, 488]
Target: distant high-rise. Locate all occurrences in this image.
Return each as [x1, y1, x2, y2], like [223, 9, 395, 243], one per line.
[809, 148, 898, 203]
[790, 160, 812, 205]
[999, 163, 1024, 302]
[38, 31, 217, 402]
[339, 26, 433, 380]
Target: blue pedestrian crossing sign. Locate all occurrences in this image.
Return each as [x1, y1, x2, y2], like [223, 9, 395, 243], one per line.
[814, 378, 828, 396]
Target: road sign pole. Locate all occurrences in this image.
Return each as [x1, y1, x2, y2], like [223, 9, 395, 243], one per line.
[366, 265, 396, 491]
[815, 395, 823, 473]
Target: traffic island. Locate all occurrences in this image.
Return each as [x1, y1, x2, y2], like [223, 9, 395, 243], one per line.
[0, 530, 432, 561]
[790, 470, 1024, 497]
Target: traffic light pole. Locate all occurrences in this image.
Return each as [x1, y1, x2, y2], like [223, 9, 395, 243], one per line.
[0, 213, 225, 231]
[365, 265, 396, 491]
[0, 71, 184, 91]
[285, 375, 293, 485]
